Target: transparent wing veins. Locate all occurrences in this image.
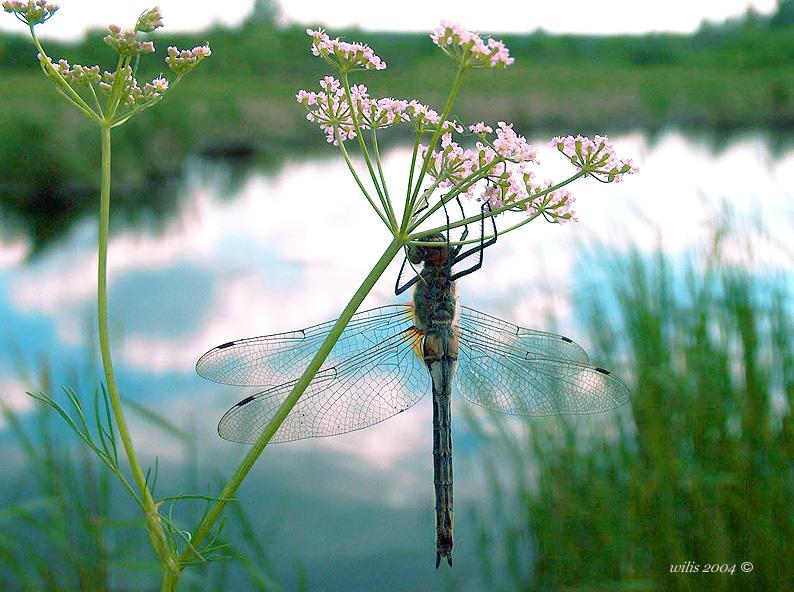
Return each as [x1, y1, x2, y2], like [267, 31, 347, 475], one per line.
[218, 327, 429, 443]
[459, 306, 590, 364]
[197, 304, 414, 387]
[456, 309, 629, 416]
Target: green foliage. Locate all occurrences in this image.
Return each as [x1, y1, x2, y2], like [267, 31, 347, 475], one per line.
[0, 379, 282, 590]
[2, 12, 793, 255]
[471, 238, 794, 591]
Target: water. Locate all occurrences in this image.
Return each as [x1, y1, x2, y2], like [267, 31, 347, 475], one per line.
[1, 128, 793, 590]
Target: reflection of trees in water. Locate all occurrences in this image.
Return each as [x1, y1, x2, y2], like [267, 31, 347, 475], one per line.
[0, 125, 289, 259]
[2, 125, 792, 257]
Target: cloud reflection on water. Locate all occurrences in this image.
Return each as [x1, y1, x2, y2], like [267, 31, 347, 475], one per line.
[1, 128, 794, 588]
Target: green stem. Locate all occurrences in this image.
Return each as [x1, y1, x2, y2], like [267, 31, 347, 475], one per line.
[178, 238, 403, 568]
[97, 125, 177, 580]
[370, 127, 397, 227]
[409, 165, 495, 232]
[54, 86, 98, 120]
[88, 83, 105, 118]
[161, 571, 179, 592]
[29, 28, 101, 124]
[411, 170, 587, 239]
[107, 54, 130, 119]
[336, 130, 392, 230]
[340, 72, 397, 231]
[400, 132, 422, 231]
[407, 65, 464, 211]
[409, 209, 545, 247]
[407, 173, 450, 228]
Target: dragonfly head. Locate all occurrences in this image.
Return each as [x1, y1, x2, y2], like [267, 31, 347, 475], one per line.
[407, 233, 449, 267]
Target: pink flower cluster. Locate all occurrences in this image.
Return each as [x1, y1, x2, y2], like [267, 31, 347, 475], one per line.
[493, 122, 537, 162]
[104, 24, 155, 56]
[41, 56, 101, 85]
[296, 78, 462, 144]
[2, 0, 58, 26]
[307, 28, 386, 72]
[420, 125, 578, 222]
[469, 122, 493, 134]
[296, 76, 361, 144]
[420, 134, 495, 198]
[96, 66, 169, 107]
[166, 44, 212, 77]
[481, 168, 577, 223]
[135, 6, 163, 33]
[405, 101, 462, 134]
[430, 21, 514, 68]
[550, 135, 638, 182]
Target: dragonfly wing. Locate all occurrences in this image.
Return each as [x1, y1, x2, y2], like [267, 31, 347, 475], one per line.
[218, 328, 429, 443]
[197, 304, 415, 386]
[456, 325, 630, 416]
[459, 306, 590, 364]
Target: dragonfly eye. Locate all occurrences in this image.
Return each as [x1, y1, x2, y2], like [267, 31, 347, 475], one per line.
[407, 245, 424, 265]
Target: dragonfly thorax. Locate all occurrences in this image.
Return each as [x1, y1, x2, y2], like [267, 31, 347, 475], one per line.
[408, 233, 450, 268]
[413, 266, 457, 336]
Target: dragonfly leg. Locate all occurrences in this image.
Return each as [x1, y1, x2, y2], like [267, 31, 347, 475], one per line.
[395, 253, 422, 295]
[450, 196, 469, 258]
[450, 202, 497, 281]
[408, 193, 431, 226]
[441, 199, 452, 250]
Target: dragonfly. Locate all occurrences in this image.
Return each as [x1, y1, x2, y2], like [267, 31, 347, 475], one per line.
[196, 201, 631, 568]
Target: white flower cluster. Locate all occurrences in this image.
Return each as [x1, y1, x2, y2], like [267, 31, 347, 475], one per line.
[97, 66, 169, 107]
[307, 28, 386, 72]
[104, 24, 155, 56]
[550, 135, 638, 182]
[296, 78, 461, 145]
[165, 44, 212, 77]
[431, 21, 514, 69]
[40, 56, 101, 85]
[2, 0, 58, 26]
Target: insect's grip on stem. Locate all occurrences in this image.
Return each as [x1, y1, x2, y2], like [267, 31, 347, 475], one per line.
[179, 238, 404, 567]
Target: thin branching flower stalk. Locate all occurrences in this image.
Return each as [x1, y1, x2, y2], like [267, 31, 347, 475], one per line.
[3, 4, 211, 590]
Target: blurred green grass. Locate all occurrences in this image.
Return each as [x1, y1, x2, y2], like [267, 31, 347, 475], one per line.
[470, 237, 794, 591]
[0, 368, 283, 591]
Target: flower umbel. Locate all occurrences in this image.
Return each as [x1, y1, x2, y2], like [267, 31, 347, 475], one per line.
[166, 44, 212, 77]
[307, 28, 386, 72]
[104, 24, 156, 56]
[431, 21, 514, 69]
[2, 0, 58, 26]
[296, 23, 636, 239]
[135, 6, 163, 33]
[40, 56, 101, 86]
[551, 135, 639, 182]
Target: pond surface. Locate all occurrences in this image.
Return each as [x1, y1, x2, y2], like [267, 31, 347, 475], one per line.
[1, 128, 793, 590]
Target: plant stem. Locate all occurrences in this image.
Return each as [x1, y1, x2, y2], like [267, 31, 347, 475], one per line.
[400, 132, 421, 231]
[408, 165, 494, 232]
[178, 238, 403, 569]
[97, 125, 176, 581]
[411, 170, 587, 239]
[370, 127, 397, 226]
[409, 210, 545, 247]
[29, 28, 101, 124]
[336, 130, 392, 230]
[339, 74, 394, 223]
[407, 65, 464, 212]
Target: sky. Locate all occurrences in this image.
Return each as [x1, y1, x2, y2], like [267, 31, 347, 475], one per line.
[0, 0, 782, 40]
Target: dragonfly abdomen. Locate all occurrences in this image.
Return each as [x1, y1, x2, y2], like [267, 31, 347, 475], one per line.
[424, 328, 457, 568]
